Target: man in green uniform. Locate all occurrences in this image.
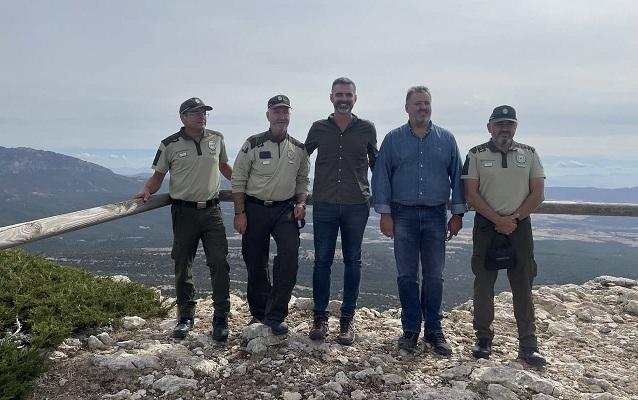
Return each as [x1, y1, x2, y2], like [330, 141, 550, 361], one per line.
[135, 97, 232, 341]
[462, 105, 547, 367]
[231, 95, 310, 335]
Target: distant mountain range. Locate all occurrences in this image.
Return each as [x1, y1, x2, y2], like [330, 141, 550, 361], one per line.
[0, 147, 165, 237]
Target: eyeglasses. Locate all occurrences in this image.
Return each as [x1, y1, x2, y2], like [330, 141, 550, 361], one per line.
[183, 111, 209, 117]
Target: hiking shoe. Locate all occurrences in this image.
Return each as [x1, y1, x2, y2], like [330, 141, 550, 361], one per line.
[425, 332, 453, 356]
[518, 346, 546, 367]
[211, 316, 229, 342]
[247, 317, 263, 325]
[308, 316, 328, 341]
[171, 318, 194, 339]
[398, 331, 419, 351]
[267, 321, 289, 336]
[472, 338, 492, 359]
[336, 316, 355, 346]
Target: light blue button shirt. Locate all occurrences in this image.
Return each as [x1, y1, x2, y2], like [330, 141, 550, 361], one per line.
[372, 121, 466, 215]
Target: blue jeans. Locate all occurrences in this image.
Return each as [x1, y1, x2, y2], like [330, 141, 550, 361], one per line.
[392, 203, 447, 334]
[312, 201, 370, 318]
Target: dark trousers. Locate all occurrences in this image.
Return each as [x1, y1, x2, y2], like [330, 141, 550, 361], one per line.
[242, 201, 300, 323]
[312, 201, 369, 318]
[471, 213, 538, 347]
[171, 204, 230, 319]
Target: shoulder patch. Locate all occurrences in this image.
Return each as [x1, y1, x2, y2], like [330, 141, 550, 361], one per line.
[161, 132, 181, 146]
[516, 143, 536, 153]
[247, 132, 269, 149]
[287, 136, 305, 150]
[206, 129, 224, 139]
[469, 142, 490, 154]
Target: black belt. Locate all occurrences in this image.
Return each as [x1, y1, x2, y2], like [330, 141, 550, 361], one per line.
[245, 195, 293, 207]
[171, 197, 219, 209]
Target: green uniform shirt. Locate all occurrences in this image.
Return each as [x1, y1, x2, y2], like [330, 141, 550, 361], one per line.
[231, 131, 310, 201]
[461, 140, 545, 216]
[152, 128, 228, 202]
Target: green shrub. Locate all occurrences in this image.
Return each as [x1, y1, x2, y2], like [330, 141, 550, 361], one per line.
[0, 250, 171, 400]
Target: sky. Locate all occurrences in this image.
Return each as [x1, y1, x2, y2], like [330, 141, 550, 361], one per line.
[1, 1, 637, 187]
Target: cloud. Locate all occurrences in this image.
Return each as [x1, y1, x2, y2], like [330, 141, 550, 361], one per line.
[76, 152, 98, 158]
[555, 161, 589, 168]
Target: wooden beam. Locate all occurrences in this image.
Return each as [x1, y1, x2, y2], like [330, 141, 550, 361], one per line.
[0, 194, 171, 250]
[0, 193, 636, 250]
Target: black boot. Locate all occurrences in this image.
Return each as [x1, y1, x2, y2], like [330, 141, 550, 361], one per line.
[336, 316, 355, 346]
[212, 316, 229, 342]
[171, 318, 194, 339]
[472, 338, 492, 359]
[425, 332, 453, 356]
[518, 346, 546, 367]
[398, 331, 419, 351]
[308, 316, 328, 341]
[267, 320, 289, 336]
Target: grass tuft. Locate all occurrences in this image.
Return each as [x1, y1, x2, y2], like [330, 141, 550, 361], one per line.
[0, 250, 171, 400]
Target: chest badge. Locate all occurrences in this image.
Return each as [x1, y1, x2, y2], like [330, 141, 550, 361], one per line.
[208, 140, 216, 154]
[287, 149, 295, 163]
[177, 151, 188, 158]
[516, 154, 526, 163]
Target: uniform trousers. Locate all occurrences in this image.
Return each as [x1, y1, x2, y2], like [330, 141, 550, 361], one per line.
[242, 200, 300, 324]
[171, 204, 230, 319]
[471, 213, 538, 347]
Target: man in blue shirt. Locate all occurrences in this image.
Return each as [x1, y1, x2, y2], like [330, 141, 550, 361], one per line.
[372, 86, 466, 354]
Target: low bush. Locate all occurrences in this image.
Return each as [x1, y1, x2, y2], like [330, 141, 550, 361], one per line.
[0, 250, 171, 400]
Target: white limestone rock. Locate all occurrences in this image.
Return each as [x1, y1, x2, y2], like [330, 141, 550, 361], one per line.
[382, 373, 404, 385]
[624, 300, 638, 316]
[63, 338, 82, 347]
[88, 335, 111, 350]
[97, 332, 115, 346]
[93, 350, 160, 370]
[243, 323, 273, 340]
[350, 389, 366, 400]
[322, 381, 343, 394]
[116, 340, 137, 349]
[122, 316, 146, 330]
[107, 275, 131, 283]
[594, 276, 637, 288]
[487, 384, 519, 400]
[282, 392, 302, 400]
[151, 374, 197, 394]
[291, 297, 314, 311]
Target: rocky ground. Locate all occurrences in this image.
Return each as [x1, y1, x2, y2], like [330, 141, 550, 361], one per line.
[29, 276, 638, 400]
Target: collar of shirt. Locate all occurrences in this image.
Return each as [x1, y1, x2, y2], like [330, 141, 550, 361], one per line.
[407, 120, 433, 137]
[328, 113, 359, 131]
[265, 129, 287, 143]
[179, 127, 206, 142]
[488, 139, 522, 153]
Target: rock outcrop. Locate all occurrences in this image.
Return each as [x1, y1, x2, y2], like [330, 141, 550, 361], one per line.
[30, 276, 638, 399]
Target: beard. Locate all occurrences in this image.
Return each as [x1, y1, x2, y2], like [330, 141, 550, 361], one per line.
[495, 135, 513, 147]
[335, 102, 353, 114]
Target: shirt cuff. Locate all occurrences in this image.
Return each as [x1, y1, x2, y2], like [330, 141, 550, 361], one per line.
[450, 203, 468, 215]
[374, 204, 391, 214]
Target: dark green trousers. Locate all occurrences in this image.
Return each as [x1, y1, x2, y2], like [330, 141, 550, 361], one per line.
[171, 204, 230, 319]
[471, 213, 538, 347]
